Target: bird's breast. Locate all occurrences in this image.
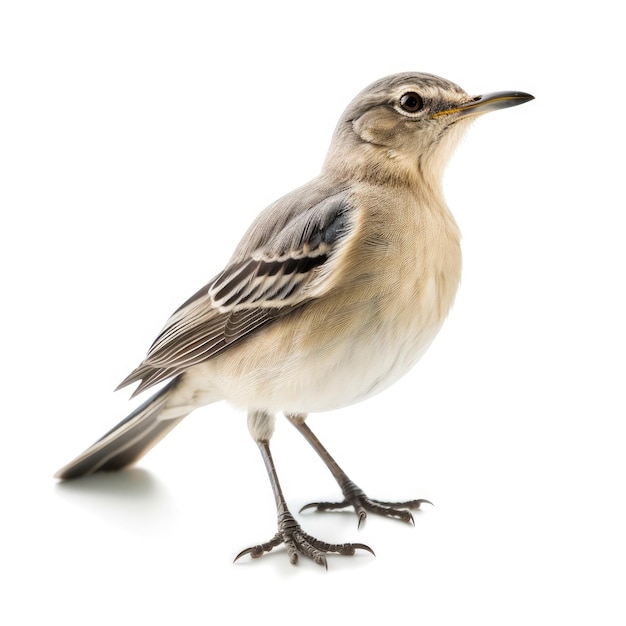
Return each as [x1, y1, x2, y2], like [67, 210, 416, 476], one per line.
[340, 193, 462, 402]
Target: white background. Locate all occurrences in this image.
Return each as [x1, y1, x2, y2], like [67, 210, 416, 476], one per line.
[1, 1, 624, 624]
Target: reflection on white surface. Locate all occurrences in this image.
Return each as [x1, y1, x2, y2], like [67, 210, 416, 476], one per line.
[54, 469, 178, 533]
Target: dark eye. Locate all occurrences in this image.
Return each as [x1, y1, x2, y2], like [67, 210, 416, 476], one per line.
[399, 92, 424, 113]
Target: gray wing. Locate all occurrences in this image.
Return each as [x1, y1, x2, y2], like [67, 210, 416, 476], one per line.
[118, 186, 356, 396]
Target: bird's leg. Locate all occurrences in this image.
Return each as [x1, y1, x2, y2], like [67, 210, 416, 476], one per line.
[234, 411, 373, 567]
[287, 413, 431, 527]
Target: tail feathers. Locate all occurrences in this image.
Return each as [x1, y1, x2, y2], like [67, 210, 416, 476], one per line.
[54, 377, 186, 480]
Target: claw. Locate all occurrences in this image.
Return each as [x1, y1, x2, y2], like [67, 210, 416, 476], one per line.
[299, 502, 320, 514]
[299, 500, 349, 514]
[345, 543, 375, 557]
[357, 510, 367, 530]
[233, 533, 283, 563]
[233, 547, 256, 563]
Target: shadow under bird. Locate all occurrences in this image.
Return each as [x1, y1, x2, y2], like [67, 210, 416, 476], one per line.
[55, 72, 533, 567]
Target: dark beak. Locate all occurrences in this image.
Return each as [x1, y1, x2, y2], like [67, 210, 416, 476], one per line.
[433, 91, 535, 119]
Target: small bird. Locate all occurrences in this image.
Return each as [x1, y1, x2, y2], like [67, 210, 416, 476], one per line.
[55, 72, 533, 567]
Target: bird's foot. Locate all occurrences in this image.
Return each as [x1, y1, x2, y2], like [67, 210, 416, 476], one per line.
[234, 509, 374, 568]
[300, 480, 432, 528]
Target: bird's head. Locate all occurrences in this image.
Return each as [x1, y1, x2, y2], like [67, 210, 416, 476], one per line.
[324, 72, 533, 186]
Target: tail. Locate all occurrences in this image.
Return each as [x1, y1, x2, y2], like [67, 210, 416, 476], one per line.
[54, 377, 186, 480]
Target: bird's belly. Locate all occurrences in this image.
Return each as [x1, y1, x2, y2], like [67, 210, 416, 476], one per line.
[193, 273, 454, 414]
[286, 318, 443, 412]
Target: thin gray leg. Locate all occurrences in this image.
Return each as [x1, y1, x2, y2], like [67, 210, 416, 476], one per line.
[235, 411, 373, 567]
[287, 413, 431, 527]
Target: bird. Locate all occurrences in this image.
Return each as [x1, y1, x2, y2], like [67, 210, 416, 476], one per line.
[54, 72, 533, 567]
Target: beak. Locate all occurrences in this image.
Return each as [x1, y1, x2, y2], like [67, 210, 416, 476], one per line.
[433, 91, 534, 119]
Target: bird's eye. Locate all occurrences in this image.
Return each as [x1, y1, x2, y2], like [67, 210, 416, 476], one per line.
[399, 92, 424, 113]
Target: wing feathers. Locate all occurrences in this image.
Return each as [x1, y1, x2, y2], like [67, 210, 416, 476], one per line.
[118, 187, 355, 395]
